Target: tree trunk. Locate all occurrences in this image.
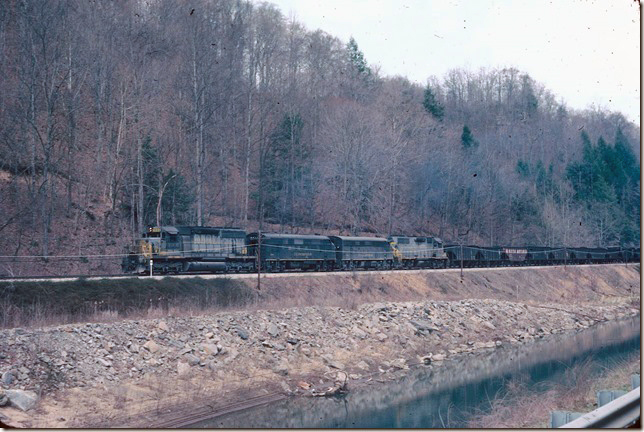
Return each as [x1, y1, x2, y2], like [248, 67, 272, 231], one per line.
[137, 135, 144, 234]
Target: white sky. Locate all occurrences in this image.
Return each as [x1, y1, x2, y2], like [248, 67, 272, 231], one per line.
[263, 0, 640, 124]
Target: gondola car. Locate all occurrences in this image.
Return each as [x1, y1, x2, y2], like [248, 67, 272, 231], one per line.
[621, 247, 640, 262]
[388, 235, 448, 268]
[246, 233, 336, 272]
[329, 236, 394, 270]
[602, 247, 624, 263]
[445, 245, 530, 267]
[525, 246, 567, 265]
[445, 245, 501, 267]
[573, 247, 609, 263]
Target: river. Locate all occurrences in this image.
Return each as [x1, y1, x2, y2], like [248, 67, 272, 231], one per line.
[189, 317, 640, 428]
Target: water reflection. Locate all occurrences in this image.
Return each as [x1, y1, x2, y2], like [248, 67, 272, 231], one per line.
[191, 317, 640, 428]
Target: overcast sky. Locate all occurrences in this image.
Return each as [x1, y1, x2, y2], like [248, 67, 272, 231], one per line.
[262, 0, 640, 124]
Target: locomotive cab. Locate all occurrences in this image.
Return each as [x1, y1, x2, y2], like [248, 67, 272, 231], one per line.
[121, 226, 182, 274]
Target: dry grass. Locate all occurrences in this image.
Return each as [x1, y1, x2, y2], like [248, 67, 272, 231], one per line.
[1, 264, 639, 329]
[468, 354, 640, 428]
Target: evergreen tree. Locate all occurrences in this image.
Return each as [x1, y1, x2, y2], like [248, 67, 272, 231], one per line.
[346, 37, 371, 77]
[516, 159, 530, 177]
[565, 130, 640, 246]
[461, 125, 477, 149]
[161, 170, 194, 225]
[264, 113, 306, 223]
[422, 85, 444, 120]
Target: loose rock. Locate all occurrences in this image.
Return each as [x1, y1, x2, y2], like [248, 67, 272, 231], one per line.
[2, 370, 15, 386]
[143, 340, 160, 353]
[5, 390, 38, 411]
[267, 323, 279, 337]
[236, 327, 249, 340]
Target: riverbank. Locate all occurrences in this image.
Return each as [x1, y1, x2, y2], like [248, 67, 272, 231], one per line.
[468, 352, 640, 428]
[0, 264, 639, 428]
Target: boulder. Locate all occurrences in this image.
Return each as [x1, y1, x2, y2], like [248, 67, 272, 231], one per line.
[236, 327, 249, 340]
[157, 321, 169, 332]
[356, 360, 370, 371]
[482, 321, 496, 330]
[351, 327, 367, 339]
[273, 363, 289, 376]
[143, 340, 160, 353]
[97, 358, 112, 368]
[2, 370, 15, 386]
[184, 354, 200, 366]
[267, 323, 280, 337]
[391, 358, 408, 370]
[322, 356, 345, 370]
[409, 320, 437, 336]
[6, 390, 38, 411]
[201, 343, 219, 356]
[177, 361, 190, 376]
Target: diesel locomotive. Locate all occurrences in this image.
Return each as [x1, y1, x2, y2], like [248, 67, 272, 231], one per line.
[121, 225, 639, 275]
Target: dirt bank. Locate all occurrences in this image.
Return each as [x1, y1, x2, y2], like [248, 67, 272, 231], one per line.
[0, 264, 639, 428]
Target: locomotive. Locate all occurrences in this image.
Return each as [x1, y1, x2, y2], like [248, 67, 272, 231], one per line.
[121, 225, 639, 275]
[121, 226, 254, 274]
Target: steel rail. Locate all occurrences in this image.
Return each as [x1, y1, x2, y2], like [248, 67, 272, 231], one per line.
[0, 262, 634, 283]
[560, 387, 640, 428]
[148, 392, 286, 428]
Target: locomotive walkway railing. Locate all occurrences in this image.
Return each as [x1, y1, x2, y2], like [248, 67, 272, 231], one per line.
[559, 387, 640, 428]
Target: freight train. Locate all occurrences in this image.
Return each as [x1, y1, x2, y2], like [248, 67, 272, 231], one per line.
[121, 225, 640, 275]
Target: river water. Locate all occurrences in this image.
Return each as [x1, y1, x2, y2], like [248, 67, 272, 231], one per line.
[190, 317, 640, 428]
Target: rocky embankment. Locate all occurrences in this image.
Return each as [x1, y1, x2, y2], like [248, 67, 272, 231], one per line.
[0, 289, 639, 428]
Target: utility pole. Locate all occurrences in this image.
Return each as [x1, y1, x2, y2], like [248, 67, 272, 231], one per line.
[257, 229, 261, 291]
[460, 243, 464, 282]
[623, 246, 627, 268]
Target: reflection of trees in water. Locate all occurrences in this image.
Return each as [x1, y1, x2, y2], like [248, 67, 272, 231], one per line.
[197, 318, 639, 428]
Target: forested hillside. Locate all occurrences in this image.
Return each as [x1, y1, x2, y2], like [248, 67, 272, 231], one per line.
[0, 0, 639, 274]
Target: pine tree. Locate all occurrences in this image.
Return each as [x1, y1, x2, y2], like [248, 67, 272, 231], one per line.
[422, 85, 444, 120]
[346, 37, 371, 77]
[461, 125, 477, 149]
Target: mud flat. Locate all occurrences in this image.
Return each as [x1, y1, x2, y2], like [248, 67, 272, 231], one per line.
[0, 264, 639, 428]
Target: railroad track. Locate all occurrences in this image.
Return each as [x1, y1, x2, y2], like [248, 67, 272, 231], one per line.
[141, 391, 286, 428]
[0, 262, 635, 284]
